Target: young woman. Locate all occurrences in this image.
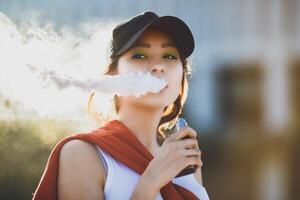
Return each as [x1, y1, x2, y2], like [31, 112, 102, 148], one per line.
[32, 11, 210, 200]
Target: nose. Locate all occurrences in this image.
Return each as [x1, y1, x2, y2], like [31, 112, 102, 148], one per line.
[150, 64, 166, 74]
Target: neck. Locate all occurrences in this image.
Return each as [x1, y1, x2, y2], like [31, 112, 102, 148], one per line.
[116, 104, 164, 154]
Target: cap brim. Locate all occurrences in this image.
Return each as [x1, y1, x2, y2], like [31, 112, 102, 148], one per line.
[115, 16, 194, 58]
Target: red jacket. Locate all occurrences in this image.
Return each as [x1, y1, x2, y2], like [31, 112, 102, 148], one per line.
[32, 119, 200, 200]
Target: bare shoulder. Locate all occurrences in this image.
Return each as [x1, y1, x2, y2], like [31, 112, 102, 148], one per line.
[58, 139, 106, 200]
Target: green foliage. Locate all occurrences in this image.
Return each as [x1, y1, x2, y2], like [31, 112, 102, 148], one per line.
[0, 117, 75, 200]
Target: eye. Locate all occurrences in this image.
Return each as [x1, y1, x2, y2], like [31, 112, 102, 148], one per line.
[131, 53, 147, 60]
[163, 54, 178, 60]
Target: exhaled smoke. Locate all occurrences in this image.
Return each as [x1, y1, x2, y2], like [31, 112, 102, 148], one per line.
[0, 12, 117, 119]
[27, 63, 167, 97]
[0, 11, 167, 124]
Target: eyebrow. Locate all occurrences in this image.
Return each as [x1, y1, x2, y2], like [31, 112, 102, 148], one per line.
[131, 42, 177, 49]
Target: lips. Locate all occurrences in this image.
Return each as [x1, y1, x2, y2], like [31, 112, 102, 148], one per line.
[159, 85, 168, 93]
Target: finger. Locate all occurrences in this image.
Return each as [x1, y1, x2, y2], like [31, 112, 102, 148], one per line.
[178, 138, 198, 149]
[170, 126, 197, 141]
[166, 126, 197, 142]
[185, 156, 202, 167]
[179, 148, 201, 157]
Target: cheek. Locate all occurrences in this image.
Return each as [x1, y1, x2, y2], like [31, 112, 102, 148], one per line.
[117, 57, 139, 74]
[170, 64, 183, 90]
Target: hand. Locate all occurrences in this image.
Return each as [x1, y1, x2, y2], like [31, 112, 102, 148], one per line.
[142, 126, 202, 192]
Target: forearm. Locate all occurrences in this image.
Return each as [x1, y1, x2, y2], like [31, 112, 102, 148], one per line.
[130, 173, 160, 200]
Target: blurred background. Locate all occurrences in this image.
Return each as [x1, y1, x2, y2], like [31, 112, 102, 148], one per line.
[0, 0, 299, 199]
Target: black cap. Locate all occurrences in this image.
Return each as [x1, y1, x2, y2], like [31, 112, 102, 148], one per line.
[111, 11, 195, 59]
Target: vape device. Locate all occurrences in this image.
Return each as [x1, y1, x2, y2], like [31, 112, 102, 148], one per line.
[174, 118, 197, 178]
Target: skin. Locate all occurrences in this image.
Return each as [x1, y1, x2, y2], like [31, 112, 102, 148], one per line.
[57, 29, 204, 200]
[114, 28, 184, 153]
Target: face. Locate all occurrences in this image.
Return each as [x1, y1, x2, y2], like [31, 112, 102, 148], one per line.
[115, 28, 184, 110]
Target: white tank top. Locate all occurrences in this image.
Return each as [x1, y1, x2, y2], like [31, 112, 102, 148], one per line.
[95, 145, 210, 200]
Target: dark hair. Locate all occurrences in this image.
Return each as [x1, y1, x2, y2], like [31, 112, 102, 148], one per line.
[87, 28, 193, 143]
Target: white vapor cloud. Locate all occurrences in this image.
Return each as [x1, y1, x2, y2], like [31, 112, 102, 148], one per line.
[0, 12, 119, 128]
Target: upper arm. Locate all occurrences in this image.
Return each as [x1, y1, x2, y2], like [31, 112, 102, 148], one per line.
[58, 139, 106, 200]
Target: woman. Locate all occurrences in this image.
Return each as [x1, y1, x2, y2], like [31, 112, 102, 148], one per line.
[32, 11, 210, 200]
